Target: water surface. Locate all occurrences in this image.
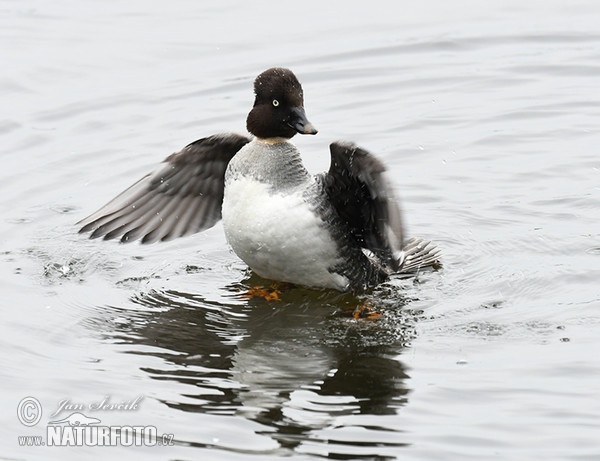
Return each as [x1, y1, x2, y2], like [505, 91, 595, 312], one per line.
[1, 1, 599, 459]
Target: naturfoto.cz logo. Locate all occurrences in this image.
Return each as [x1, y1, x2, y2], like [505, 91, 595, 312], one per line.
[17, 396, 174, 447]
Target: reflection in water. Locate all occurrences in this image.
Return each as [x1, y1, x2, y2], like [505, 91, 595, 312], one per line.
[99, 275, 420, 456]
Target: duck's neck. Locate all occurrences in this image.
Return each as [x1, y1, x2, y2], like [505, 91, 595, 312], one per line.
[254, 136, 290, 145]
[227, 138, 310, 190]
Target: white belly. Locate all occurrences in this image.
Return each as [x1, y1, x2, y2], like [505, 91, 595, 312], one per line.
[222, 176, 348, 290]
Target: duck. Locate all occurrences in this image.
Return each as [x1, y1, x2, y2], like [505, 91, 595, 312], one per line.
[78, 67, 440, 291]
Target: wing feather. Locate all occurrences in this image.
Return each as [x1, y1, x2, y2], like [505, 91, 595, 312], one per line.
[325, 141, 404, 271]
[78, 133, 250, 243]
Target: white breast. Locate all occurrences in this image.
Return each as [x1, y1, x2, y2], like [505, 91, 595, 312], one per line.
[221, 176, 348, 290]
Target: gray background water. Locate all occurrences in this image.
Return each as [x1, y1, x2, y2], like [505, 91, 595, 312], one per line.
[1, 1, 599, 459]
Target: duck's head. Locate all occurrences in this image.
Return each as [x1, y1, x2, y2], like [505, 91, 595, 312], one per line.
[246, 67, 318, 140]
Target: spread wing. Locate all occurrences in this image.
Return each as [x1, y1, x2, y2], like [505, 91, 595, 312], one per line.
[78, 133, 250, 243]
[325, 141, 405, 271]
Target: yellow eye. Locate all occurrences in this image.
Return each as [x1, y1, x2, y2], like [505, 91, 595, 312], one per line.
[272, 99, 279, 107]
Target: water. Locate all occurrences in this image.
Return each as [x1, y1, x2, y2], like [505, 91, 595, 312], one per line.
[1, 1, 599, 459]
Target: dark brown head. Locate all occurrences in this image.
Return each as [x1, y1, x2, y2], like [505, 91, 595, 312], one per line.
[246, 67, 318, 139]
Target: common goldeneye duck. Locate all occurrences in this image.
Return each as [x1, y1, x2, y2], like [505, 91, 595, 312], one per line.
[78, 67, 440, 291]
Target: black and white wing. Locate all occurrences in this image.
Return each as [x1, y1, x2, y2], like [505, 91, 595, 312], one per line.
[78, 133, 250, 243]
[324, 141, 405, 272]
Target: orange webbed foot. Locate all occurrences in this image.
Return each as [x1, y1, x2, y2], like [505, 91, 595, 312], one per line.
[241, 283, 284, 301]
[343, 301, 382, 321]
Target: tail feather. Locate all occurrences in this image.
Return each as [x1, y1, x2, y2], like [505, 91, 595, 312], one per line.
[398, 237, 441, 274]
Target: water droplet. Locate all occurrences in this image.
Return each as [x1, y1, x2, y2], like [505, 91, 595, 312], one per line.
[482, 300, 504, 309]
